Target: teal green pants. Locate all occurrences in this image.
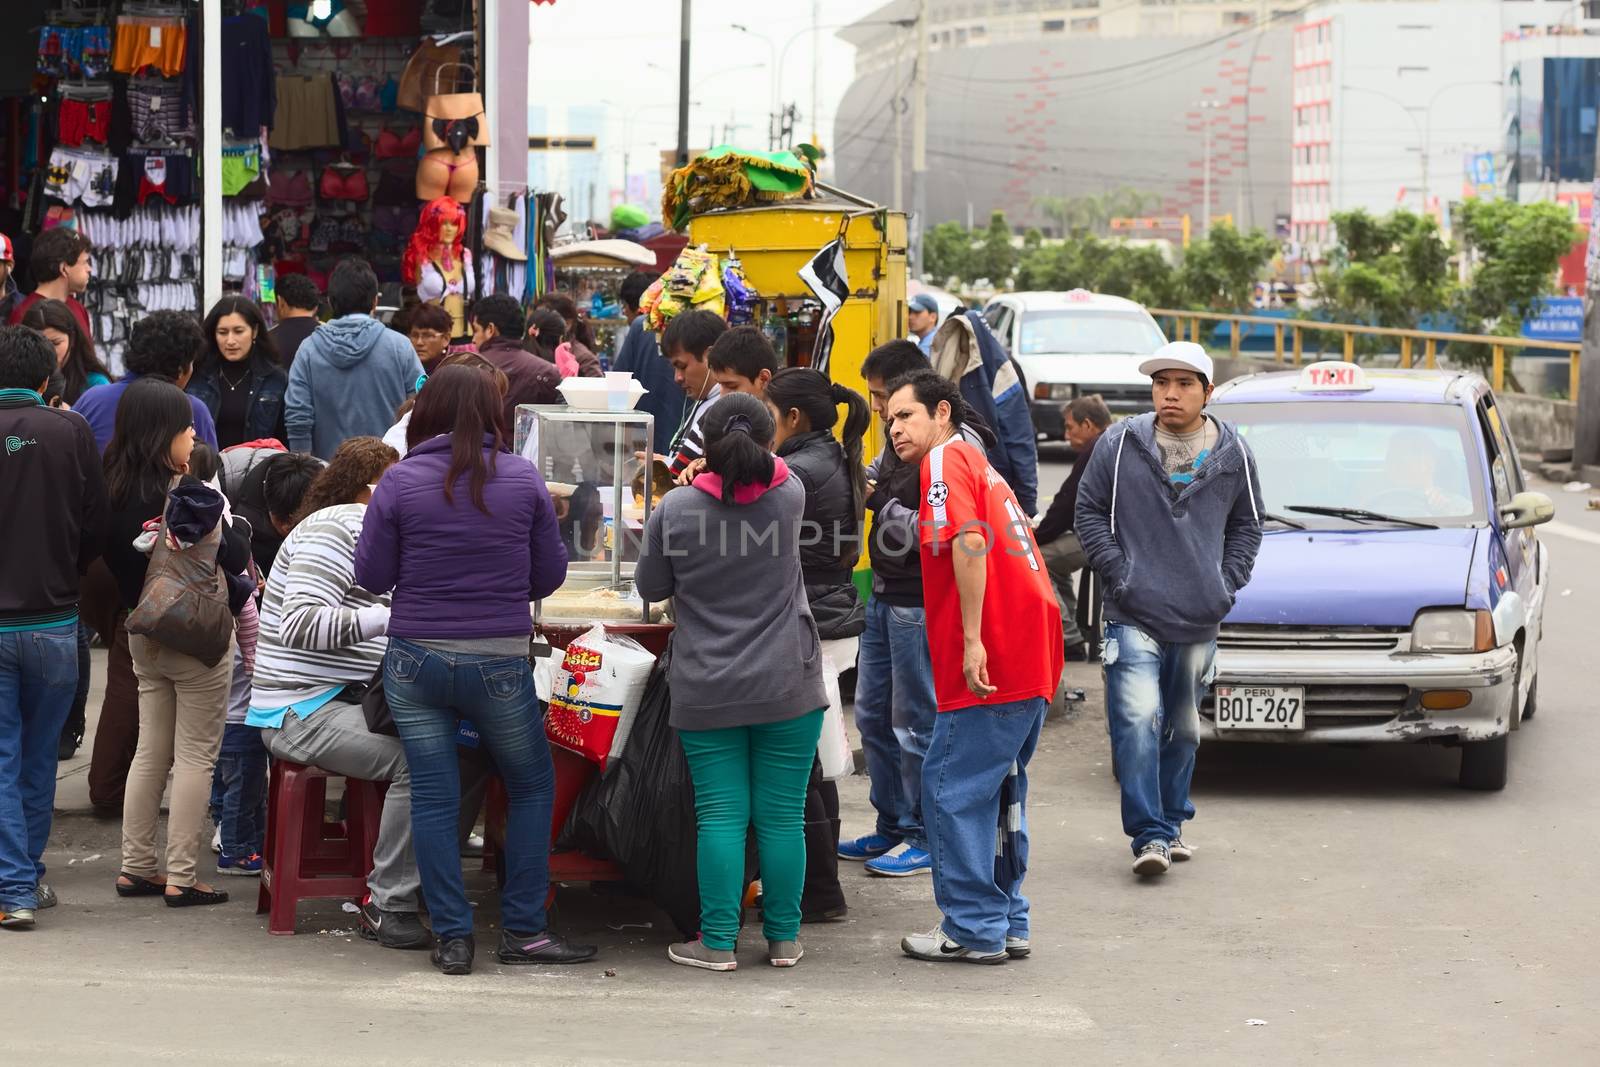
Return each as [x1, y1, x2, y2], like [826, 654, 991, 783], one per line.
[677, 709, 825, 950]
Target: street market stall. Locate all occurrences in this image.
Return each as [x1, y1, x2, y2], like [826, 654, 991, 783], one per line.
[547, 238, 659, 358]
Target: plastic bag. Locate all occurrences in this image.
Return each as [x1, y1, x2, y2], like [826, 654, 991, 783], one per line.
[540, 625, 656, 769]
[559, 651, 703, 937]
[817, 652, 852, 780]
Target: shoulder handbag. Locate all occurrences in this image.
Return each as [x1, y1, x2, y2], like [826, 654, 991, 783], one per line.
[422, 63, 490, 152]
[361, 664, 397, 737]
[124, 511, 234, 668]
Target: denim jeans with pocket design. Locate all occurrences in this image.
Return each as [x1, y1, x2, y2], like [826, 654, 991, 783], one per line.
[923, 697, 1047, 954]
[383, 637, 554, 940]
[1102, 623, 1216, 854]
[852, 597, 937, 849]
[0, 627, 79, 910]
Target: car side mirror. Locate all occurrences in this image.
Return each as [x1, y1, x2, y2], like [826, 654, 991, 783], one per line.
[1500, 491, 1555, 530]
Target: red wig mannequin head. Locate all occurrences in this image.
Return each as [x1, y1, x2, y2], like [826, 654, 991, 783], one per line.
[402, 196, 467, 286]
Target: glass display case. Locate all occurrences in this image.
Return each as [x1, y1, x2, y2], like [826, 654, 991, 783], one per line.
[514, 405, 664, 623]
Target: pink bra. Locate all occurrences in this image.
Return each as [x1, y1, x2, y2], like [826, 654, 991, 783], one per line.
[375, 125, 421, 160]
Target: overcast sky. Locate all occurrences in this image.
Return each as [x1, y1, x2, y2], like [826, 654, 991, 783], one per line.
[528, 0, 865, 185]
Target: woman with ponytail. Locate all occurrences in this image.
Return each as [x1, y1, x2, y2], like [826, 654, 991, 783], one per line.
[764, 368, 869, 639]
[635, 392, 828, 974]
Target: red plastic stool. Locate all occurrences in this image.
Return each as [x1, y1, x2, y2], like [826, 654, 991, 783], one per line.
[256, 760, 388, 935]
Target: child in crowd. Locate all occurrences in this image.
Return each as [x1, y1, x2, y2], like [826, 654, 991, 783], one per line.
[191, 443, 270, 874]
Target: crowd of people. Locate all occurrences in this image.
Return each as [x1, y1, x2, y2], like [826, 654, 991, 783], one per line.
[0, 236, 1262, 975]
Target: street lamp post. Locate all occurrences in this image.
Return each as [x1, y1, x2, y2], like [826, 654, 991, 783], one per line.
[731, 24, 780, 148]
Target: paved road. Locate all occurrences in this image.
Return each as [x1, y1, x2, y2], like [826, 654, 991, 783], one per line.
[7, 463, 1597, 1064]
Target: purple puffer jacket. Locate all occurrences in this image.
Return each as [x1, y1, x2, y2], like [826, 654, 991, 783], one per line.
[354, 434, 568, 640]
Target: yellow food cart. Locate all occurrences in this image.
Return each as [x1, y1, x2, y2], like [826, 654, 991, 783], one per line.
[685, 185, 908, 598]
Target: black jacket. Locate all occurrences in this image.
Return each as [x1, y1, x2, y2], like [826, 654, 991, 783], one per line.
[778, 429, 865, 639]
[0, 390, 107, 628]
[866, 403, 997, 607]
[104, 475, 251, 612]
[1035, 433, 1100, 546]
[269, 315, 318, 371]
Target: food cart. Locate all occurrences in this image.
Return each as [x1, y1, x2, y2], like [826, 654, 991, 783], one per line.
[481, 391, 674, 893]
[684, 186, 908, 598]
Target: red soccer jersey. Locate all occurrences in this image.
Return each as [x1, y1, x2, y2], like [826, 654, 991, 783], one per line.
[919, 438, 1064, 712]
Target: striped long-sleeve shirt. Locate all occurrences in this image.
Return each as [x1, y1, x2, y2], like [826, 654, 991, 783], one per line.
[249, 503, 389, 719]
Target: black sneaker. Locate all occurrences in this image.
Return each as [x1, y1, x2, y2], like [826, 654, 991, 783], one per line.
[1132, 841, 1171, 876]
[431, 934, 475, 975]
[358, 901, 430, 950]
[496, 928, 598, 965]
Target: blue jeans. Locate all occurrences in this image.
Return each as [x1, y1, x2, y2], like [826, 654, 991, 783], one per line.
[923, 697, 1047, 954]
[384, 638, 554, 941]
[852, 597, 937, 849]
[1102, 623, 1216, 854]
[214, 724, 269, 856]
[0, 626, 79, 910]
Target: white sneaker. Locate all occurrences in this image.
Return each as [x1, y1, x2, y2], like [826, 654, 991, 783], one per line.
[1005, 935, 1030, 959]
[901, 926, 1008, 965]
[212, 825, 223, 854]
[1170, 836, 1194, 862]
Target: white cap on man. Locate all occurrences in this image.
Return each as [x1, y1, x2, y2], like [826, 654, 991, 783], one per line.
[1139, 341, 1215, 382]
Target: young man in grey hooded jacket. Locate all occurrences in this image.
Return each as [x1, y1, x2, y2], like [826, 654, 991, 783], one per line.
[285, 259, 423, 459]
[1075, 342, 1263, 878]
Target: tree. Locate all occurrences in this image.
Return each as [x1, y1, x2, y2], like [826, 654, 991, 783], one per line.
[1316, 209, 1453, 333]
[922, 221, 973, 287]
[971, 210, 1017, 286]
[1456, 200, 1580, 329]
[1034, 187, 1161, 237]
[1177, 223, 1275, 310]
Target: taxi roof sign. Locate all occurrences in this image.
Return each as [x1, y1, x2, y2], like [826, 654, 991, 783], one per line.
[1295, 361, 1374, 392]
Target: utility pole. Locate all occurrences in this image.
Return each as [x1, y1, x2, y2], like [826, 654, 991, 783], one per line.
[891, 35, 904, 211]
[811, 0, 821, 146]
[675, 0, 692, 166]
[1575, 128, 1600, 473]
[910, 0, 929, 277]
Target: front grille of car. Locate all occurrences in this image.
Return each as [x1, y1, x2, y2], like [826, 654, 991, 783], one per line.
[1218, 626, 1407, 653]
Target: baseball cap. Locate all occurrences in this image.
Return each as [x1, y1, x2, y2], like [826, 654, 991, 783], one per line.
[908, 293, 940, 315]
[1139, 341, 1214, 381]
[0, 234, 12, 263]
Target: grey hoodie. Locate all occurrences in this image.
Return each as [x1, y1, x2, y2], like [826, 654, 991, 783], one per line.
[634, 457, 828, 731]
[1074, 412, 1264, 645]
[285, 315, 424, 458]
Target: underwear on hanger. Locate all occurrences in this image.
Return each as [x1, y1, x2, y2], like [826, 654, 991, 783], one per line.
[221, 145, 262, 197]
[267, 170, 314, 207]
[59, 99, 112, 148]
[375, 125, 421, 160]
[113, 16, 187, 78]
[46, 148, 118, 208]
[319, 165, 370, 202]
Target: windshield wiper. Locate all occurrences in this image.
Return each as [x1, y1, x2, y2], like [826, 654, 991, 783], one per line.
[1262, 511, 1307, 529]
[1285, 505, 1438, 530]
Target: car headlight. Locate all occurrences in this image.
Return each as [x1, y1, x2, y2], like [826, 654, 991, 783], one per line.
[1411, 609, 1495, 653]
[1031, 383, 1076, 400]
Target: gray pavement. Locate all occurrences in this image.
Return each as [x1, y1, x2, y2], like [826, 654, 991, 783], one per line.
[6, 465, 1599, 1064]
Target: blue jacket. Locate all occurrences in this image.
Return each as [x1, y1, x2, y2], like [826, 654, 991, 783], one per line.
[962, 309, 1039, 515]
[1074, 412, 1264, 645]
[186, 358, 289, 448]
[285, 315, 422, 459]
[612, 316, 687, 455]
[74, 376, 219, 455]
[353, 434, 568, 640]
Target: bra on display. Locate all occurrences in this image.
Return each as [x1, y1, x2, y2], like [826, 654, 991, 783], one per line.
[375, 125, 420, 160]
[319, 163, 370, 202]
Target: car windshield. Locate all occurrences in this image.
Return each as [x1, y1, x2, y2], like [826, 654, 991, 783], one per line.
[1018, 310, 1166, 356]
[1219, 402, 1488, 527]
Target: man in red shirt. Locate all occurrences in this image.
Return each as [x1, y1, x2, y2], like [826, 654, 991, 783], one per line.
[885, 371, 1063, 964]
[8, 228, 93, 346]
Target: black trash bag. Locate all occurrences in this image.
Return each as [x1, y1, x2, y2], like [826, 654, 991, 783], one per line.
[559, 652, 704, 937]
